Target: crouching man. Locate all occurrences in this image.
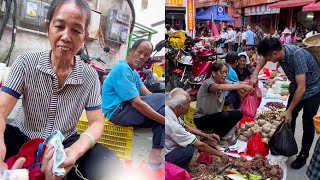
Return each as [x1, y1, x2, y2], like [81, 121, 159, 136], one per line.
[165, 88, 229, 170]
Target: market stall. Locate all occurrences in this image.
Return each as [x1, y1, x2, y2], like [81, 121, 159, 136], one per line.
[185, 68, 292, 180]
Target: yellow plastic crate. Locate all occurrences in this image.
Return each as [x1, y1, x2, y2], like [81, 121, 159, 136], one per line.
[151, 64, 164, 77]
[77, 112, 133, 160]
[184, 101, 197, 128]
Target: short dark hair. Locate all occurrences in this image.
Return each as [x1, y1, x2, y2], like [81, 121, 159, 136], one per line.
[47, 0, 91, 31]
[246, 46, 254, 51]
[228, 25, 233, 29]
[131, 39, 154, 52]
[257, 37, 282, 56]
[211, 62, 227, 73]
[238, 54, 247, 60]
[165, 24, 171, 30]
[225, 51, 238, 64]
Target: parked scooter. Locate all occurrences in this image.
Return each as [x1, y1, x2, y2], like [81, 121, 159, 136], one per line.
[168, 36, 201, 89]
[188, 48, 216, 99]
[77, 46, 109, 85]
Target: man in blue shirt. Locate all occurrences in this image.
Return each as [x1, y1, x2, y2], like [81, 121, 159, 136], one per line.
[250, 37, 320, 170]
[224, 52, 242, 109]
[245, 26, 256, 46]
[102, 39, 165, 168]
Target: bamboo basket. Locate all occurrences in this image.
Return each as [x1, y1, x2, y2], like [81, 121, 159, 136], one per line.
[302, 34, 320, 66]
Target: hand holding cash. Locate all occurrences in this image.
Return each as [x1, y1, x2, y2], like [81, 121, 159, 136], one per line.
[41, 131, 67, 178]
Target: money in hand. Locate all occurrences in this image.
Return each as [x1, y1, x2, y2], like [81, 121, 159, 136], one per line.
[44, 130, 67, 176]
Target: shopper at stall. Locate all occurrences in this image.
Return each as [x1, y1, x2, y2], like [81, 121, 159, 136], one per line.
[272, 30, 280, 39]
[280, 28, 292, 44]
[305, 24, 319, 38]
[225, 25, 236, 52]
[245, 26, 256, 47]
[236, 54, 252, 82]
[238, 46, 256, 69]
[165, 88, 229, 170]
[193, 62, 254, 138]
[250, 37, 320, 169]
[102, 39, 165, 169]
[0, 0, 122, 179]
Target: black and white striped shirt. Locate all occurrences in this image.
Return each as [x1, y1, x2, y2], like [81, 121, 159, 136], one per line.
[2, 50, 101, 139]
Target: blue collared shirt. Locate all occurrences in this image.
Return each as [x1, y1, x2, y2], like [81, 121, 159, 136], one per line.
[279, 44, 320, 99]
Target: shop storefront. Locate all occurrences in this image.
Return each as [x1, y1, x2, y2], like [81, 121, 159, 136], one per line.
[269, 0, 315, 32]
[165, 0, 186, 30]
[244, 4, 280, 33]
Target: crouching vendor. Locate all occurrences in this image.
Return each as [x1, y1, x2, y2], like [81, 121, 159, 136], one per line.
[165, 88, 229, 170]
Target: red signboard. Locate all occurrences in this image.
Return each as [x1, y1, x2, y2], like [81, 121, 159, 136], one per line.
[165, 0, 184, 7]
[187, 0, 194, 31]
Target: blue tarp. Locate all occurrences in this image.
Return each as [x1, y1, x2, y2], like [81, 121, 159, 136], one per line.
[196, 5, 235, 22]
[196, 8, 204, 16]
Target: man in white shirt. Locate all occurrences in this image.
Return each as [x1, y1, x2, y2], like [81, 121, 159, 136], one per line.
[225, 25, 236, 52]
[165, 88, 229, 170]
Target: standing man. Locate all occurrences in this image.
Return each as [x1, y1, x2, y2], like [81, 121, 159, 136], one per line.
[245, 26, 256, 47]
[102, 39, 165, 168]
[225, 25, 236, 52]
[250, 37, 320, 169]
[165, 88, 229, 170]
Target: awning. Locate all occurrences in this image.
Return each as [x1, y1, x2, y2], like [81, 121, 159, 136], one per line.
[303, 1, 320, 12]
[269, 0, 314, 9]
[196, 9, 204, 16]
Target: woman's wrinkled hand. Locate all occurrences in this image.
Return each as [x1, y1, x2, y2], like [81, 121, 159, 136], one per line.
[41, 145, 62, 180]
[59, 147, 79, 175]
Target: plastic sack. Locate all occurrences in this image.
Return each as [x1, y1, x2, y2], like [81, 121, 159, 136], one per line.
[196, 152, 213, 165]
[6, 138, 46, 180]
[165, 162, 191, 180]
[237, 116, 254, 129]
[269, 122, 298, 157]
[247, 133, 269, 157]
[241, 87, 262, 118]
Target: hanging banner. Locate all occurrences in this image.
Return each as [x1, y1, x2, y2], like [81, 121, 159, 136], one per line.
[187, 0, 194, 31]
[245, 4, 280, 16]
[165, 0, 184, 7]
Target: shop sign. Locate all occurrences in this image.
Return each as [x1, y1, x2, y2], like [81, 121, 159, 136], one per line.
[165, 0, 184, 7]
[187, 0, 194, 30]
[245, 4, 280, 16]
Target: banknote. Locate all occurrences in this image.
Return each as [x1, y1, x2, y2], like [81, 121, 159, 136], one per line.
[52, 139, 67, 176]
[44, 130, 67, 176]
[0, 169, 28, 180]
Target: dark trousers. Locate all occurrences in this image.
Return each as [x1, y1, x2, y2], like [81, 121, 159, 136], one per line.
[110, 93, 165, 149]
[288, 91, 320, 158]
[4, 124, 122, 180]
[224, 91, 241, 109]
[165, 145, 195, 170]
[194, 110, 243, 137]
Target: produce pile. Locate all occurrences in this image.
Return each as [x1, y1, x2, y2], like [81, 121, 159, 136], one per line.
[238, 108, 284, 143]
[189, 155, 284, 180]
[264, 102, 285, 109]
[228, 155, 284, 180]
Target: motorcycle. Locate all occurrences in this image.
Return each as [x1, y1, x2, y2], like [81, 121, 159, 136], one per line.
[188, 48, 216, 99]
[167, 36, 200, 89]
[77, 46, 109, 85]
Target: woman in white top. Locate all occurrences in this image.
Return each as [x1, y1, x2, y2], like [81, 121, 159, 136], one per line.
[305, 24, 318, 38]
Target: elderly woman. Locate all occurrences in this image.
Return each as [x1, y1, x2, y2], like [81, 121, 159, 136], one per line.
[0, 0, 120, 179]
[193, 62, 254, 139]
